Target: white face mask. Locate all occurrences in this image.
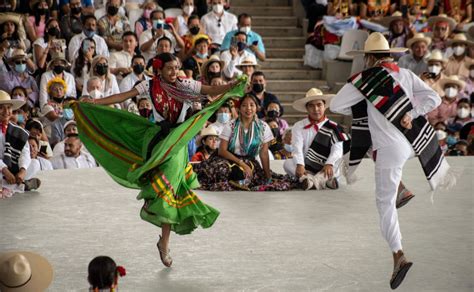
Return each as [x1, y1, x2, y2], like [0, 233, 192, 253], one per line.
[444, 87, 458, 98]
[89, 89, 103, 99]
[239, 26, 251, 34]
[183, 5, 194, 15]
[212, 4, 223, 14]
[436, 130, 447, 140]
[284, 144, 293, 153]
[457, 108, 470, 119]
[428, 65, 441, 75]
[453, 45, 465, 56]
[470, 69, 474, 78]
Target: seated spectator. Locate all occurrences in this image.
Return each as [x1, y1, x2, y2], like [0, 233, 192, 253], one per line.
[235, 56, 258, 83]
[51, 134, 97, 169]
[135, 0, 158, 38]
[270, 127, 293, 160]
[179, 14, 204, 59]
[145, 36, 172, 72]
[200, 54, 224, 85]
[200, 0, 237, 46]
[0, 251, 53, 290]
[264, 100, 288, 136]
[109, 31, 139, 80]
[139, 9, 183, 62]
[137, 97, 154, 122]
[379, 12, 413, 60]
[220, 13, 265, 62]
[427, 14, 456, 54]
[221, 31, 254, 79]
[26, 0, 52, 42]
[209, 102, 232, 137]
[447, 98, 474, 128]
[25, 135, 52, 186]
[445, 34, 472, 79]
[0, 91, 32, 198]
[11, 100, 30, 128]
[88, 256, 126, 292]
[0, 15, 29, 59]
[52, 120, 82, 156]
[68, 15, 109, 62]
[25, 119, 53, 158]
[428, 75, 466, 125]
[438, 0, 472, 30]
[83, 55, 120, 99]
[33, 18, 66, 74]
[191, 126, 219, 162]
[464, 59, 474, 98]
[98, 0, 131, 51]
[447, 140, 469, 156]
[193, 94, 294, 191]
[421, 49, 448, 96]
[120, 55, 150, 93]
[359, 0, 394, 20]
[284, 88, 349, 190]
[39, 51, 76, 108]
[398, 33, 431, 75]
[434, 122, 449, 154]
[0, 49, 39, 107]
[85, 76, 105, 100]
[59, 0, 84, 43]
[173, 0, 195, 37]
[183, 35, 210, 79]
[72, 37, 97, 94]
[249, 71, 280, 119]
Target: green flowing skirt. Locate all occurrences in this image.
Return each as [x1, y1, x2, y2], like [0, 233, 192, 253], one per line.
[70, 80, 246, 235]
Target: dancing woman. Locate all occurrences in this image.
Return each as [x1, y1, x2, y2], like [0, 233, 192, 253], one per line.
[70, 53, 246, 267]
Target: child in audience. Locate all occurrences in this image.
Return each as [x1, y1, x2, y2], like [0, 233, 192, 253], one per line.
[88, 256, 126, 292]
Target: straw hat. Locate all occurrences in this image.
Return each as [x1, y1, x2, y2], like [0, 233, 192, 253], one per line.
[427, 14, 457, 32]
[0, 251, 53, 292]
[439, 75, 466, 90]
[377, 11, 404, 29]
[200, 54, 225, 77]
[235, 55, 260, 69]
[200, 126, 218, 140]
[427, 49, 447, 65]
[406, 33, 432, 48]
[447, 33, 473, 47]
[292, 88, 334, 113]
[346, 32, 408, 56]
[7, 48, 26, 62]
[0, 90, 25, 110]
[46, 51, 70, 70]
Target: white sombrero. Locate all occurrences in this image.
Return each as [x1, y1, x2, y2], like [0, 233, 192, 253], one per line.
[447, 33, 473, 47]
[346, 32, 408, 56]
[0, 90, 25, 110]
[235, 55, 260, 69]
[292, 88, 334, 113]
[439, 75, 466, 90]
[427, 14, 457, 32]
[427, 49, 448, 65]
[200, 126, 218, 140]
[406, 32, 432, 48]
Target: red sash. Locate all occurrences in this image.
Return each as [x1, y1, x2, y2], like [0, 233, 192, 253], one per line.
[150, 77, 183, 124]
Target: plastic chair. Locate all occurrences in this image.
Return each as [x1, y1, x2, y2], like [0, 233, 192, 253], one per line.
[338, 29, 369, 61]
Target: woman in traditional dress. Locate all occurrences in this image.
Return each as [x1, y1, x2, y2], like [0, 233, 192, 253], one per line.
[71, 52, 245, 267]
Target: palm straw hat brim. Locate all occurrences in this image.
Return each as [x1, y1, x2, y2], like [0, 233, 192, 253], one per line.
[293, 93, 334, 113]
[0, 90, 25, 110]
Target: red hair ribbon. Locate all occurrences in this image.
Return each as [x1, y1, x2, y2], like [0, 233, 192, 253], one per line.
[117, 266, 126, 277]
[153, 58, 163, 70]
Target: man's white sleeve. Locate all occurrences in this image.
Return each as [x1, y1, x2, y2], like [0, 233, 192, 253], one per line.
[326, 141, 343, 166]
[330, 83, 364, 115]
[292, 123, 305, 166]
[408, 72, 442, 119]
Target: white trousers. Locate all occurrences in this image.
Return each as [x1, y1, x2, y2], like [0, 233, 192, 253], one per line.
[374, 140, 415, 252]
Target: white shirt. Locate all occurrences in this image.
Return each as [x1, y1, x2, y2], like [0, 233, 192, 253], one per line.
[201, 11, 237, 45]
[220, 119, 273, 157]
[291, 117, 343, 166]
[109, 50, 133, 71]
[220, 49, 254, 79]
[51, 153, 97, 169]
[68, 32, 109, 62]
[39, 71, 77, 108]
[119, 72, 150, 93]
[53, 141, 91, 157]
[139, 29, 177, 62]
[330, 67, 441, 151]
[26, 157, 53, 180]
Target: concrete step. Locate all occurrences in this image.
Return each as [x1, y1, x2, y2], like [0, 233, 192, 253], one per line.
[252, 16, 297, 27]
[261, 58, 305, 69]
[263, 37, 306, 48]
[253, 26, 303, 37]
[266, 80, 328, 91]
[266, 48, 304, 58]
[230, 6, 293, 16]
[262, 69, 322, 80]
[234, 0, 290, 6]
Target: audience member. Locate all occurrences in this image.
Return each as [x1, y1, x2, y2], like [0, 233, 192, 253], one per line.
[0, 17, 28, 59]
[200, 54, 224, 85]
[52, 120, 81, 156]
[109, 31, 139, 79]
[59, 0, 84, 43]
[209, 102, 232, 137]
[40, 77, 70, 143]
[200, 0, 237, 45]
[98, 0, 131, 51]
[88, 256, 126, 292]
[270, 127, 293, 160]
[438, 0, 472, 30]
[68, 14, 109, 62]
[422, 50, 448, 96]
[221, 31, 254, 79]
[235, 56, 258, 82]
[27, 135, 53, 174]
[398, 33, 431, 75]
[0, 251, 53, 290]
[135, 0, 158, 38]
[191, 126, 219, 162]
[137, 97, 154, 121]
[264, 101, 288, 136]
[183, 35, 210, 79]
[33, 18, 66, 73]
[51, 134, 97, 169]
[25, 119, 53, 159]
[428, 75, 466, 125]
[249, 71, 280, 119]
[445, 33, 472, 79]
[145, 36, 173, 72]
[72, 38, 97, 94]
[427, 14, 456, 54]
[463, 59, 474, 98]
[179, 14, 204, 59]
[83, 55, 120, 99]
[380, 12, 413, 60]
[120, 54, 150, 93]
[434, 122, 449, 154]
[359, 0, 394, 20]
[26, 0, 52, 41]
[447, 98, 474, 128]
[173, 0, 195, 37]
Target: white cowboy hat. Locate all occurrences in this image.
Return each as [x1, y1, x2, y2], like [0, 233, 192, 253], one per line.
[427, 49, 448, 65]
[427, 14, 457, 32]
[292, 88, 334, 113]
[346, 32, 408, 56]
[200, 126, 218, 140]
[235, 55, 260, 69]
[0, 251, 53, 292]
[0, 90, 25, 110]
[439, 75, 466, 90]
[377, 11, 403, 29]
[7, 48, 27, 63]
[406, 33, 432, 48]
[447, 33, 473, 47]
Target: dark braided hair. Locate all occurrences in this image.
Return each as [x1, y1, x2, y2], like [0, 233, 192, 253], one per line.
[88, 256, 117, 290]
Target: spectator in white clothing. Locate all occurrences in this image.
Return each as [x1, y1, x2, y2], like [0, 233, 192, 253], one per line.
[26, 136, 53, 183]
[109, 32, 138, 80]
[119, 55, 150, 93]
[68, 15, 109, 62]
[82, 55, 120, 100]
[51, 135, 97, 169]
[200, 0, 237, 45]
[221, 31, 254, 79]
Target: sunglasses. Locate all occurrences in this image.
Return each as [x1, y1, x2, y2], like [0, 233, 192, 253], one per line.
[14, 61, 26, 65]
[217, 18, 221, 27]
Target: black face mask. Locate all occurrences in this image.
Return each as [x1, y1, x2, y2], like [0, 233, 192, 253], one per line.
[139, 108, 151, 118]
[48, 27, 60, 37]
[95, 64, 108, 76]
[71, 6, 82, 15]
[107, 5, 119, 16]
[267, 110, 279, 119]
[237, 41, 246, 52]
[52, 97, 64, 103]
[252, 83, 264, 93]
[53, 65, 65, 74]
[207, 71, 221, 79]
[133, 64, 145, 75]
[38, 8, 47, 15]
[271, 127, 280, 139]
[189, 26, 200, 35]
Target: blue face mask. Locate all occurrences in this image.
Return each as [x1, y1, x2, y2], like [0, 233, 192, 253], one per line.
[446, 135, 457, 146]
[196, 52, 208, 59]
[63, 108, 74, 120]
[16, 114, 24, 124]
[14, 63, 26, 73]
[284, 144, 293, 153]
[217, 112, 230, 124]
[84, 29, 95, 38]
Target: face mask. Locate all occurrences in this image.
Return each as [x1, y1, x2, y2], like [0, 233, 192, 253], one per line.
[428, 65, 441, 75]
[183, 5, 194, 15]
[12, 94, 24, 100]
[63, 108, 74, 120]
[143, 9, 152, 19]
[89, 89, 103, 99]
[133, 64, 145, 75]
[53, 65, 65, 75]
[38, 8, 47, 15]
[237, 41, 246, 52]
[267, 110, 279, 118]
[284, 144, 293, 152]
[189, 26, 200, 35]
[208, 71, 221, 79]
[457, 108, 470, 119]
[139, 108, 151, 118]
[271, 127, 280, 139]
[48, 27, 59, 37]
[444, 87, 458, 98]
[436, 129, 447, 140]
[217, 112, 230, 123]
[84, 29, 95, 38]
[71, 6, 81, 14]
[212, 4, 223, 14]
[239, 26, 251, 34]
[453, 46, 465, 56]
[95, 64, 108, 76]
[196, 52, 208, 59]
[52, 97, 64, 103]
[14, 63, 26, 73]
[252, 83, 264, 93]
[16, 114, 24, 124]
[107, 5, 119, 16]
[446, 135, 457, 146]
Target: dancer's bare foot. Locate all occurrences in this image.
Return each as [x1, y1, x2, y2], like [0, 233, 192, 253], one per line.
[157, 236, 173, 267]
[390, 250, 413, 289]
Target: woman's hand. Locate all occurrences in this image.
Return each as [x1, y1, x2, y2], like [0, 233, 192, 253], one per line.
[240, 161, 253, 178]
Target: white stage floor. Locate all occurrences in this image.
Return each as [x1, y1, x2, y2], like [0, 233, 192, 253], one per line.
[1, 158, 473, 291]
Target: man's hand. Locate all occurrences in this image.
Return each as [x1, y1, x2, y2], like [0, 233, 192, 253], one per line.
[249, 44, 258, 53]
[15, 169, 26, 185]
[400, 113, 412, 129]
[321, 164, 334, 179]
[230, 45, 238, 59]
[295, 164, 306, 178]
[2, 168, 16, 185]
